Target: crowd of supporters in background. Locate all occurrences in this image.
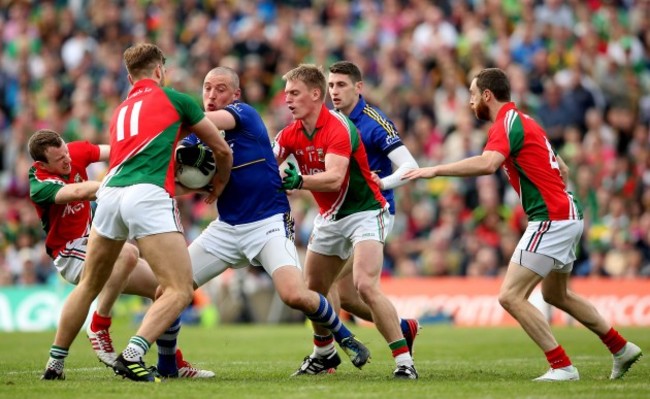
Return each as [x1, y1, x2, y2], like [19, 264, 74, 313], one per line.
[1, 0, 650, 287]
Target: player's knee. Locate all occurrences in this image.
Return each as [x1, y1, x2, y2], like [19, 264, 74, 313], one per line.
[177, 287, 195, 308]
[498, 290, 516, 312]
[280, 290, 306, 310]
[355, 280, 377, 304]
[164, 283, 194, 307]
[117, 244, 139, 271]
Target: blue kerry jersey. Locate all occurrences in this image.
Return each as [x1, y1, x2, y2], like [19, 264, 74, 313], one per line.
[181, 101, 290, 225]
[345, 95, 402, 214]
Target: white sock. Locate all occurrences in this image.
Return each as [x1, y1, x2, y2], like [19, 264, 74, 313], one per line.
[395, 352, 413, 367]
[122, 343, 146, 362]
[312, 343, 336, 358]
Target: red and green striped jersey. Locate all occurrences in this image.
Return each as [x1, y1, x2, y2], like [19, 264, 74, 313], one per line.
[275, 104, 386, 221]
[484, 102, 582, 221]
[29, 141, 100, 258]
[104, 79, 204, 195]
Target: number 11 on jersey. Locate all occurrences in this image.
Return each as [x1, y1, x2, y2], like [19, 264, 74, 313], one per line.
[116, 100, 143, 142]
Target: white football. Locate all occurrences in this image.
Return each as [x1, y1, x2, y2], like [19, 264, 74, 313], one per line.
[176, 163, 215, 189]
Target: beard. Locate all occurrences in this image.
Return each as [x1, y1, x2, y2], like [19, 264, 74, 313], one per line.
[474, 98, 491, 121]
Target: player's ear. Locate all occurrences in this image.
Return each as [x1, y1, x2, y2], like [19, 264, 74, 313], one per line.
[483, 89, 491, 102]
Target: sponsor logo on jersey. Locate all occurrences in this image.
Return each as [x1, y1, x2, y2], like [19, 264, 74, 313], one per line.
[386, 135, 399, 146]
[128, 87, 153, 98]
[62, 202, 85, 218]
[228, 102, 243, 113]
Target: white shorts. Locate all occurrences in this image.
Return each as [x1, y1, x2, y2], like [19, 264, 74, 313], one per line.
[53, 236, 88, 284]
[93, 184, 183, 240]
[189, 212, 301, 287]
[511, 220, 584, 277]
[308, 206, 390, 260]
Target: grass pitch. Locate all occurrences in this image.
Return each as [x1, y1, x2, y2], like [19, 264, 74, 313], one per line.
[1, 323, 648, 399]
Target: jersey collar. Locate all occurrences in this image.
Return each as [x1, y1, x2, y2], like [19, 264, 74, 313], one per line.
[32, 162, 64, 180]
[349, 95, 366, 122]
[495, 102, 517, 121]
[127, 79, 158, 97]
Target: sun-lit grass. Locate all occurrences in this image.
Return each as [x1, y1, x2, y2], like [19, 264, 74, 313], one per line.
[1, 322, 648, 399]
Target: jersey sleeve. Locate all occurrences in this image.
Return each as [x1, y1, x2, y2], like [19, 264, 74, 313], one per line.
[326, 122, 354, 158]
[180, 133, 200, 147]
[223, 103, 243, 130]
[163, 88, 205, 127]
[371, 119, 403, 155]
[483, 124, 510, 157]
[29, 169, 64, 206]
[273, 128, 291, 159]
[68, 141, 100, 167]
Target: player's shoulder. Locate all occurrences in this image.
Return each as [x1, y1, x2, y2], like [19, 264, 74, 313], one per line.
[363, 102, 389, 119]
[30, 165, 63, 185]
[226, 101, 264, 124]
[67, 140, 96, 153]
[493, 107, 526, 134]
[161, 86, 199, 106]
[328, 109, 356, 129]
[358, 103, 398, 137]
[225, 100, 251, 114]
[362, 102, 391, 121]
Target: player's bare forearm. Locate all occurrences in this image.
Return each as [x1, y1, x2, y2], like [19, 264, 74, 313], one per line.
[202, 136, 232, 186]
[403, 151, 504, 180]
[205, 177, 227, 204]
[301, 170, 344, 192]
[174, 182, 209, 196]
[557, 155, 570, 186]
[302, 152, 348, 191]
[205, 109, 236, 131]
[190, 117, 233, 202]
[54, 181, 101, 204]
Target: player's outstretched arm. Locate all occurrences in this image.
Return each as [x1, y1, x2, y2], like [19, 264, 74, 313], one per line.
[379, 146, 419, 190]
[403, 151, 505, 180]
[402, 166, 438, 180]
[204, 109, 236, 131]
[54, 180, 101, 203]
[556, 155, 570, 186]
[98, 145, 110, 162]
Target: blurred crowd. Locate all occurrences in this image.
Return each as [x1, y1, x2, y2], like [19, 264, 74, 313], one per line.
[1, 0, 650, 288]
